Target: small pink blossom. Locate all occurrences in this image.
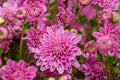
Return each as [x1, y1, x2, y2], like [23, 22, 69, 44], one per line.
[0, 59, 37, 80]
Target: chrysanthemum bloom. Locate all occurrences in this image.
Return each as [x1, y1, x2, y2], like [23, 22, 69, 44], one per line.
[98, 9, 112, 23]
[59, 74, 72, 80]
[0, 59, 37, 80]
[15, 7, 27, 19]
[35, 27, 82, 74]
[78, 0, 91, 5]
[0, 27, 12, 53]
[80, 57, 106, 80]
[0, 27, 8, 40]
[0, 0, 22, 38]
[84, 41, 97, 53]
[0, 40, 11, 53]
[82, 41, 97, 59]
[93, 22, 120, 54]
[23, 0, 46, 23]
[80, 4, 96, 20]
[57, 7, 75, 26]
[26, 23, 46, 53]
[92, 0, 120, 11]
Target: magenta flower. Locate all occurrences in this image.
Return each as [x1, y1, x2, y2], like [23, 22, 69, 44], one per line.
[35, 27, 82, 74]
[0, 59, 37, 80]
[93, 22, 120, 56]
[57, 7, 75, 26]
[0, 40, 11, 53]
[80, 57, 106, 80]
[92, 0, 120, 11]
[98, 9, 112, 23]
[23, 0, 46, 23]
[0, 27, 8, 40]
[15, 7, 27, 19]
[82, 41, 97, 59]
[26, 25, 45, 53]
[78, 0, 91, 5]
[80, 4, 96, 20]
[0, 0, 22, 38]
[93, 22, 113, 53]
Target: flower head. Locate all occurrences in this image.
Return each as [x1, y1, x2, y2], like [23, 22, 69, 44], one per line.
[0, 59, 37, 80]
[80, 57, 106, 80]
[57, 7, 75, 26]
[26, 25, 45, 53]
[35, 27, 82, 74]
[93, 22, 120, 55]
[23, 0, 46, 23]
[92, 0, 120, 11]
[98, 9, 112, 23]
[0, 27, 8, 40]
[80, 4, 96, 20]
[84, 40, 97, 54]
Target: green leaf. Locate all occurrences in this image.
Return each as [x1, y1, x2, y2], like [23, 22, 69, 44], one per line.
[50, 1, 57, 10]
[24, 22, 30, 29]
[0, 48, 3, 54]
[78, 16, 87, 23]
[89, 19, 97, 27]
[113, 67, 120, 75]
[97, 51, 103, 62]
[78, 31, 82, 34]
[107, 56, 115, 65]
[43, 77, 49, 80]
[118, 4, 120, 13]
[23, 22, 30, 32]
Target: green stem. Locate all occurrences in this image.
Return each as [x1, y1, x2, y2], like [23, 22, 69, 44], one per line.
[19, 36, 23, 59]
[19, 23, 24, 59]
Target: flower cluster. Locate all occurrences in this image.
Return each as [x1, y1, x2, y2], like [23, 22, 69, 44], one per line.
[0, 0, 120, 80]
[0, 59, 37, 80]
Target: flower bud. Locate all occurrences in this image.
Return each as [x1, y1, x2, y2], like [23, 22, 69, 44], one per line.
[0, 17, 5, 25]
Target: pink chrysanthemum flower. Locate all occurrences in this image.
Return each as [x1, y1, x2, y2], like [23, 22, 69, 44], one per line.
[92, 0, 120, 11]
[93, 22, 120, 54]
[35, 27, 82, 74]
[93, 23, 113, 53]
[57, 7, 75, 26]
[80, 4, 96, 20]
[0, 40, 11, 53]
[26, 24, 45, 53]
[80, 57, 106, 80]
[15, 7, 27, 19]
[78, 0, 91, 5]
[0, 0, 22, 38]
[83, 40, 97, 57]
[0, 59, 37, 80]
[23, 0, 46, 23]
[98, 9, 112, 23]
[0, 27, 8, 40]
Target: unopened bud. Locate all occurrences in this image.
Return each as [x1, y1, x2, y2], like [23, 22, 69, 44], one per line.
[70, 28, 78, 34]
[48, 77, 55, 80]
[112, 12, 118, 22]
[0, 17, 5, 25]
